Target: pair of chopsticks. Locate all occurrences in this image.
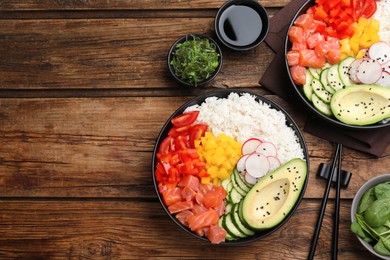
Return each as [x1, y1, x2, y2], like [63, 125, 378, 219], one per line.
[309, 143, 343, 260]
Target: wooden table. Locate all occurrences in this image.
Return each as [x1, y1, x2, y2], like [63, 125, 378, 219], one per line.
[0, 1, 388, 259]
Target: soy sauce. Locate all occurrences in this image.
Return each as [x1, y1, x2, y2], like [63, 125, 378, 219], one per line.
[218, 5, 263, 47]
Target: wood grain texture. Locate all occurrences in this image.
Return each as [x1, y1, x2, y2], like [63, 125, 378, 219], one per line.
[0, 200, 377, 259]
[0, 18, 272, 90]
[1, 95, 388, 198]
[0, 0, 290, 11]
[0, 2, 389, 259]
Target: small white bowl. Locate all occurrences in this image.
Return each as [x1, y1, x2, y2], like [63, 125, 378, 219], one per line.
[351, 174, 390, 260]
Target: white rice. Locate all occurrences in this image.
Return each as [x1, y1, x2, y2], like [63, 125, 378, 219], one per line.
[374, 0, 390, 43]
[184, 92, 305, 164]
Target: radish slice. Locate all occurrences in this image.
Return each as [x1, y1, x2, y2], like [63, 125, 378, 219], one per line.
[382, 61, 390, 74]
[348, 59, 364, 83]
[241, 138, 262, 155]
[236, 154, 249, 175]
[356, 59, 382, 84]
[376, 71, 390, 87]
[368, 41, 390, 64]
[255, 141, 277, 157]
[268, 156, 281, 172]
[244, 173, 258, 185]
[245, 153, 269, 178]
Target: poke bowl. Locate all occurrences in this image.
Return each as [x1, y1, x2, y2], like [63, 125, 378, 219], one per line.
[152, 89, 309, 244]
[285, 0, 390, 130]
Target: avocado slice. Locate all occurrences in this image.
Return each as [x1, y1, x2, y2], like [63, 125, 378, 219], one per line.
[330, 84, 390, 126]
[241, 158, 307, 230]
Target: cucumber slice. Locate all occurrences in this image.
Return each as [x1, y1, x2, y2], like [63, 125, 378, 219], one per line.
[226, 181, 233, 193]
[222, 178, 233, 202]
[219, 216, 234, 240]
[338, 56, 355, 87]
[308, 67, 321, 79]
[221, 178, 230, 191]
[233, 168, 251, 192]
[312, 93, 333, 117]
[225, 203, 233, 215]
[302, 69, 314, 101]
[238, 200, 252, 230]
[230, 171, 247, 196]
[229, 187, 243, 204]
[327, 64, 345, 92]
[223, 213, 247, 238]
[309, 63, 330, 79]
[311, 78, 332, 103]
[231, 204, 255, 236]
[320, 68, 335, 94]
[218, 216, 235, 241]
[225, 233, 236, 241]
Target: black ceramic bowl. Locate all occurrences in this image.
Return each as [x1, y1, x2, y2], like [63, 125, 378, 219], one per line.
[215, 0, 269, 51]
[351, 174, 390, 260]
[151, 89, 309, 244]
[168, 34, 222, 87]
[284, 0, 390, 130]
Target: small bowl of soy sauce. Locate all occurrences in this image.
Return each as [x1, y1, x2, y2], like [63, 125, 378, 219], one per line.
[215, 0, 269, 51]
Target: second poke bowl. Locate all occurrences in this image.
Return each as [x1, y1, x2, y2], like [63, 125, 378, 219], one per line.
[152, 89, 309, 244]
[285, 0, 390, 130]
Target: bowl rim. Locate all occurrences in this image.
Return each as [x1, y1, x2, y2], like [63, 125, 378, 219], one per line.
[167, 34, 223, 87]
[214, 0, 270, 51]
[151, 88, 310, 244]
[350, 174, 390, 260]
[284, 0, 390, 130]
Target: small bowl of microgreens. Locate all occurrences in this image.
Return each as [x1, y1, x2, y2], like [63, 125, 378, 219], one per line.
[350, 174, 390, 259]
[168, 34, 222, 87]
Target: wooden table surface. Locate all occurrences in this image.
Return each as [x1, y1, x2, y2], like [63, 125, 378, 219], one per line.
[0, 1, 389, 259]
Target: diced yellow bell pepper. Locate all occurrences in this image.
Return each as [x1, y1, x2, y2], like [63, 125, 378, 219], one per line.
[201, 177, 211, 184]
[217, 168, 230, 180]
[356, 49, 367, 59]
[195, 131, 242, 185]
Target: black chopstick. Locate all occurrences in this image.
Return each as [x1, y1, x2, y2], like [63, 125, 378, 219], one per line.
[308, 143, 342, 260]
[332, 144, 343, 260]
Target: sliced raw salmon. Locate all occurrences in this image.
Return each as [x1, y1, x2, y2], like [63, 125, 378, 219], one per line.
[203, 189, 224, 209]
[326, 48, 342, 64]
[315, 41, 331, 56]
[288, 26, 305, 44]
[178, 175, 199, 192]
[175, 210, 194, 226]
[299, 49, 326, 68]
[306, 32, 325, 49]
[162, 187, 182, 206]
[198, 183, 213, 195]
[188, 209, 219, 231]
[287, 51, 300, 66]
[292, 42, 307, 51]
[181, 186, 196, 202]
[192, 204, 208, 215]
[168, 200, 194, 214]
[214, 200, 226, 217]
[290, 65, 307, 85]
[207, 224, 227, 244]
[294, 13, 314, 29]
